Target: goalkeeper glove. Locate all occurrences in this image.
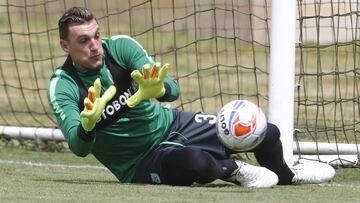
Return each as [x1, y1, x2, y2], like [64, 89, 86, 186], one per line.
[80, 78, 116, 132]
[127, 62, 169, 108]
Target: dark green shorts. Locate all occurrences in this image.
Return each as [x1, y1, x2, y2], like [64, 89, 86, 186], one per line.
[132, 109, 228, 184]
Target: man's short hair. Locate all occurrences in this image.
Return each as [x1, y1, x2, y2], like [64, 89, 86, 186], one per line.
[58, 7, 95, 40]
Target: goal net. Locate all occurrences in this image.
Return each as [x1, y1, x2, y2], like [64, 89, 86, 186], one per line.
[294, 0, 360, 166]
[0, 0, 359, 166]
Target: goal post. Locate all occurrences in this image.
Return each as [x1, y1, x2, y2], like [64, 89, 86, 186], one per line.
[268, 0, 296, 166]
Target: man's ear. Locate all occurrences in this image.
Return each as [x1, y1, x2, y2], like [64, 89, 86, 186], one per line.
[60, 39, 69, 53]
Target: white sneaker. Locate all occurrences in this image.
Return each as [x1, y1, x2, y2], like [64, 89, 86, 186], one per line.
[291, 161, 335, 184]
[224, 161, 279, 188]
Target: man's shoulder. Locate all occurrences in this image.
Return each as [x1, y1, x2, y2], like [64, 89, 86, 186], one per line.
[102, 35, 141, 48]
[49, 67, 73, 80]
[103, 34, 135, 42]
[48, 68, 78, 92]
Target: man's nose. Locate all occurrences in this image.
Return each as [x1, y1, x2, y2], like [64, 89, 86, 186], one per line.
[90, 39, 99, 52]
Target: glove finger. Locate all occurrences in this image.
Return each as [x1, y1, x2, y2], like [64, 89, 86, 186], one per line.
[87, 86, 95, 103]
[80, 110, 89, 118]
[80, 109, 95, 119]
[80, 99, 98, 118]
[150, 62, 161, 78]
[158, 64, 169, 81]
[94, 78, 101, 98]
[127, 92, 141, 108]
[142, 64, 151, 79]
[131, 70, 143, 85]
[84, 97, 94, 110]
[101, 85, 117, 104]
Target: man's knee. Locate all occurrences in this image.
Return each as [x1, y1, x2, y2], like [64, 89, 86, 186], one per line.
[253, 123, 281, 150]
[163, 147, 213, 171]
[265, 123, 280, 141]
[161, 147, 217, 184]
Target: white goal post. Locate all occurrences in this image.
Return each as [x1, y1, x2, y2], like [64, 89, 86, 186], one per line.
[268, 0, 296, 166]
[268, 0, 359, 167]
[0, 126, 63, 141]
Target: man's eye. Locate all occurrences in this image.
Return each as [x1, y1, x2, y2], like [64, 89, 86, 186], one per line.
[95, 33, 100, 39]
[78, 38, 88, 43]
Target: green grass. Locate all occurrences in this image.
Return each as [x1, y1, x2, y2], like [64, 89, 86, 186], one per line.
[0, 147, 359, 203]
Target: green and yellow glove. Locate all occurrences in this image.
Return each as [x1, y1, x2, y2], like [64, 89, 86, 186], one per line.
[80, 78, 116, 132]
[127, 62, 169, 108]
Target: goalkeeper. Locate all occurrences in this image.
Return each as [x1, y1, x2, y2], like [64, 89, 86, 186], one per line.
[48, 7, 335, 188]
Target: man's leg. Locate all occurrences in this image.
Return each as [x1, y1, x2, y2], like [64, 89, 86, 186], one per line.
[133, 145, 278, 187]
[251, 123, 294, 185]
[252, 123, 336, 185]
[161, 147, 237, 186]
[132, 146, 237, 186]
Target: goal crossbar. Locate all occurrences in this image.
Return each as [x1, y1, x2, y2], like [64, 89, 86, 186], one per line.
[294, 141, 360, 155]
[0, 126, 63, 141]
[295, 155, 359, 168]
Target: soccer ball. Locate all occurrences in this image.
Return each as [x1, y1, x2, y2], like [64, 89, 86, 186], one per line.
[216, 100, 267, 151]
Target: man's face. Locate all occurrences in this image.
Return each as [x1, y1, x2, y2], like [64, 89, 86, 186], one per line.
[60, 19, 103, 71]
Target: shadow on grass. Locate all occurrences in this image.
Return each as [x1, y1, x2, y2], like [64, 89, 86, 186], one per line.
[34, 177, 258, 193]
[129, 181, 258, 191]
[33, 177, 234, 187]
[191, 183, 236, 188]
[34, 178, 119, 185]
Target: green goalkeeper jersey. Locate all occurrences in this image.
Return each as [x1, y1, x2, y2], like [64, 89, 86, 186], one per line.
[47, 35, 180, 182]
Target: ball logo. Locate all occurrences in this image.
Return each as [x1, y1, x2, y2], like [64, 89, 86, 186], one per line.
[229, 100, 257, 138]
[218, 109, 230, 136]
[231, 113, 256, 137]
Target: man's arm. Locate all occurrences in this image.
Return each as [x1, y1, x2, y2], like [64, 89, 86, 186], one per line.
[104, 35, 180, 104]
[156, 75, 180, 102]
[48, 72, 95, 157]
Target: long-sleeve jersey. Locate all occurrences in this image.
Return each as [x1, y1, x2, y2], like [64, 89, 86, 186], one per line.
[47, 35, 180, 182]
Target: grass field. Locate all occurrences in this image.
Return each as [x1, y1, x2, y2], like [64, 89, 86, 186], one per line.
[0, 147, 359, 203]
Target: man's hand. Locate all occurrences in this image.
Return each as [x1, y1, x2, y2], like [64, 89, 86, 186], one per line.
[127, 62, 169, 108]
[80, 78, 116, 131]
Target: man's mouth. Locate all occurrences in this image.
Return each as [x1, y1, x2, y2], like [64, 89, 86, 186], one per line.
[90, 54, 101, 59]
